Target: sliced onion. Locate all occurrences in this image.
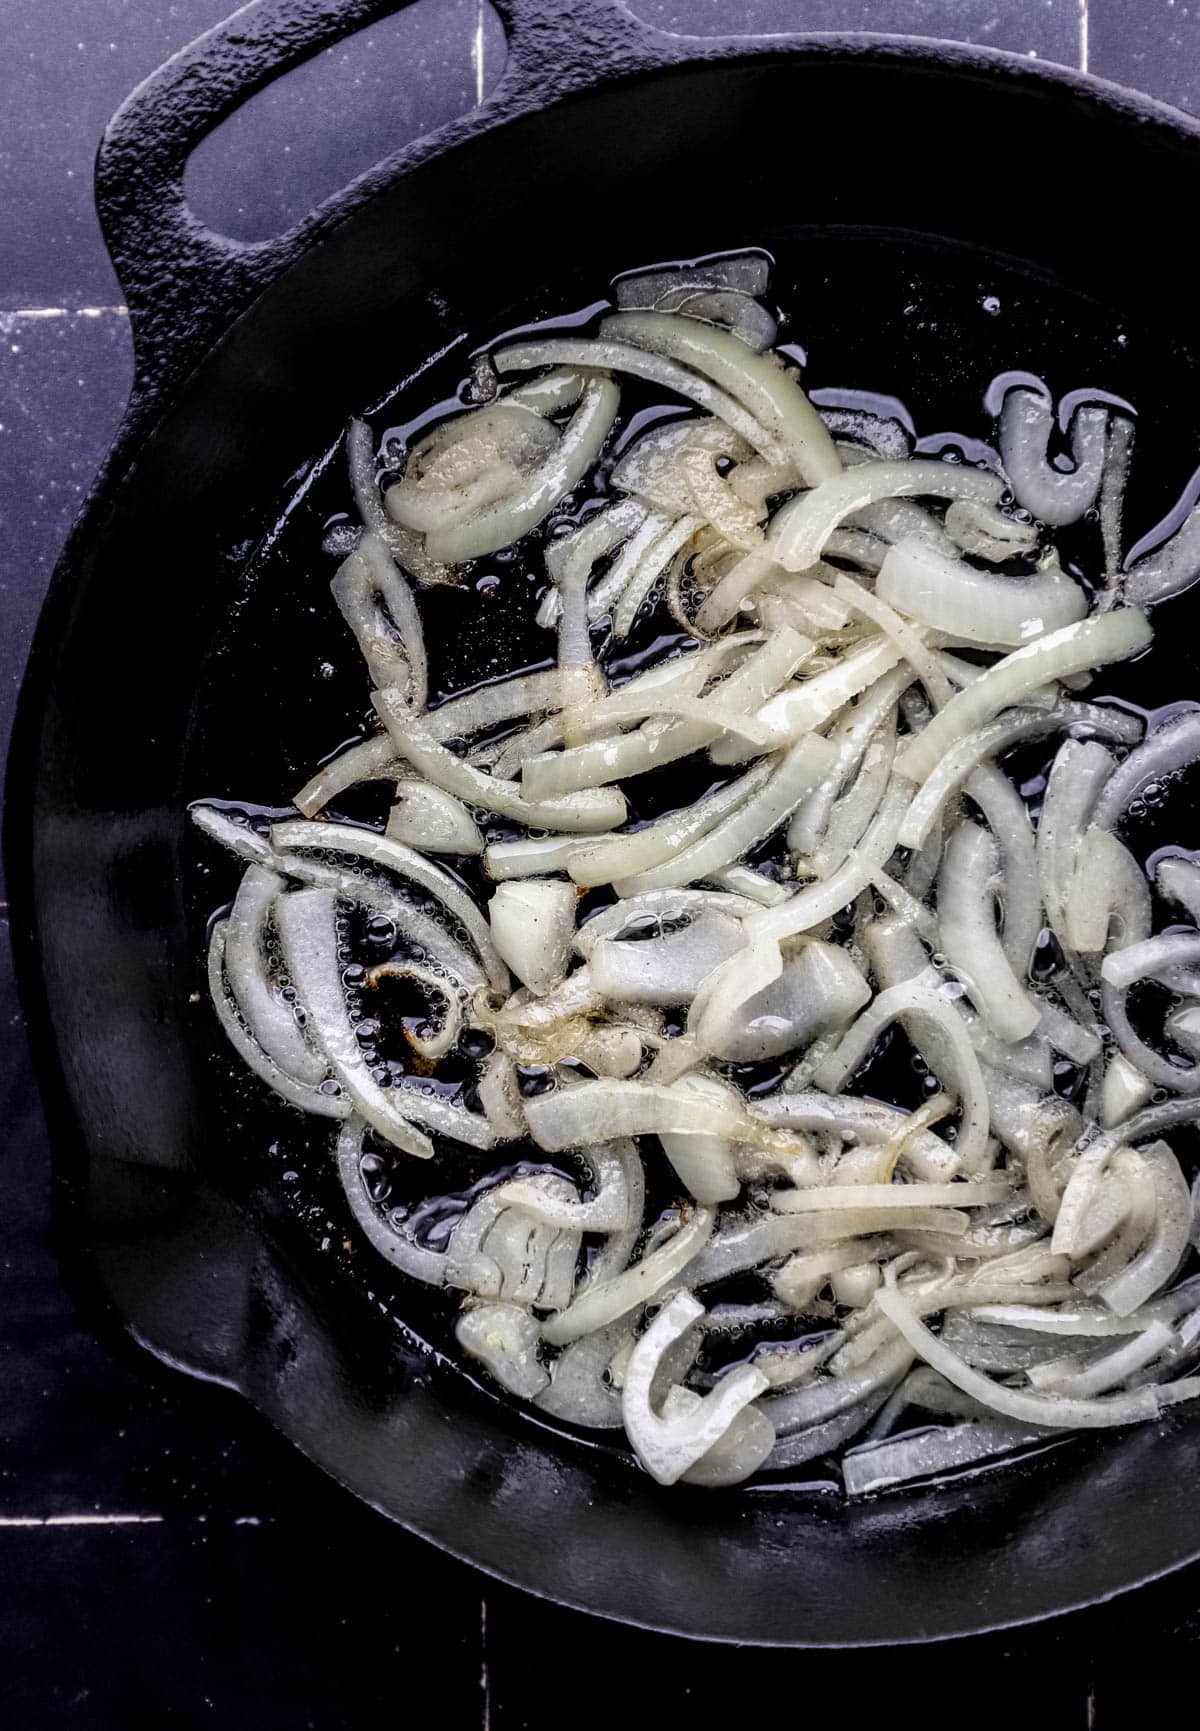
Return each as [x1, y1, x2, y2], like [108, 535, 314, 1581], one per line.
[504, 366, 586, 415]
[1091, 709, 1200, 832]
[875, 1286, 1195, 1427]
[225, 865, 326, 1084]
[347, 417, 450, 587]
[1100, 415, 1136, 585]
[1064, 827, 1151, 955]
[386, 779, 483, 855]
[611, 513, 704, 641]
[727, 635, 905, 760]
[612, 734, 835, 896]
[588, 910, 747, 1005]
[658, 1075, 743, 1203]
[999, 387, 1108, 526]
[1124, 490, 1200, 607]
[488, 879, 576, 996]
[575, 890, 758, 956]
[877, 536, 1086, 646]
[620, 1292, 769, 1485]
[424, 376, 620, 563]
[388, 402, 557, 533]
[752, 1091, 958, 1182]
[747, 779, 911, 945]
[365, 959, 464, 1060]
[896, 609, 1152, 786]
[331, 532, 428, 709]
[477, 1049, 527, 1141]
[600, 310, 841, 485]
[542, 1209, 715, 1346]
[944, 499, 1040, 563]
[843, 1418, 1049, 1496]
[270, 818, 507, 991]
[938, 819, 1041, 1041]
[372, 691, 626, 834]
[494, 338, 786, 464]
[1156, 855, 1200, 923]
[1102, 933, 1200, 1091]
[814, 979, 991, 1172]
[335, 1117, 446, 1283]
[1025, 1318, 1175, 1396]
[703, 939, 871, 1065]
[1095, 1140, 1194, 1316]
[291, 735, 398, 818]
[769, 461, 1003, 575]
[789, 667, 910, 856]
[610, 418, 752, 515]
[527, 1079, 750, 1150]
[456, 1303, 550, 1399]
[207, 923, 346, 1119]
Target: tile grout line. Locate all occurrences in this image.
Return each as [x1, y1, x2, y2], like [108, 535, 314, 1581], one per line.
[473, 0, 486, 107]
[0, 1514, 164, 1528]
[1080, 0, 1089, 74]
[480, 1596, 491, 1731]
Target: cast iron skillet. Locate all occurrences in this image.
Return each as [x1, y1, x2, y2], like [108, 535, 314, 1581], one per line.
[10, 0, 1200, 1646]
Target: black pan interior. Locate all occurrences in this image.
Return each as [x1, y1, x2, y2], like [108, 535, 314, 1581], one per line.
[19, 46, 1200, 1643]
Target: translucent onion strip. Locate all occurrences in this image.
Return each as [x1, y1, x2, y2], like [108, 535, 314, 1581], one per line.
[768, 460, 1004, 574]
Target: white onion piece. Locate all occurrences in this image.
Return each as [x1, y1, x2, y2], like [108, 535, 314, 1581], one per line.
[331, 532, 428, 710]
[611, 513, 704, 640]
[365, 959, 463, 1061]
[658, 1075, 742, 1203]
[752, 1092, 958, 1182]
[609, 418, 751, 515]
[270, 818, 505, 991]
[1025, 1319, 1175, 1396]
[225, 865, 326, 1084]
[484, 833, 603, 880]
[1101, 1051, 1156, 1129]
[1125, 494, 1200, 607]
[774, 1240, 887, 1309]
[600, 310, 840, 485]
[1156, 855, 1200, 923]
[999, 388, 1108, 526]
[1037, 738, 1118, 954]
[789, 667, 910, 855]
[524, 633, 812, 799]
[1102, 933, 1200, 1091]
[962, 763, 1041, 977]
[456, 1303, 549, 1399]
[621, 1293, 769, 1485]
[1099, 415, 1136, 584]
[1064, 827, 1151, 955]
[494, 339, 786, 464]
[900, 703, 1135, 853]
[527, 1079, 749, 1150]
[425, 376, 620, 562]
[275, 888, 495, 1155]
[616, 255, 770, 304]
[535, 1319, 632, 1429]
[875, 1287, 1198, 1427]
[291, 735, 397, 818]
[876, 536, 1086, 646]
[542, 1209, 715, 1346]
[613, 734, 837, 896]
[388, 402, 556, 532]
[1097, 1140, 1194, 1316]
[764, 1336, 917, 1436]
[680, 445, 765, 549]
[843, 1419, 1049, 1496]
[896, 610, 1152, 786]
[386, 779, 483, 856]
[769, 461, 1004, 575]
[575, 890, 758, 957]
[372, 692, 626, 834]
[335, 1118, 445, 1283]
[588, 911, 746, 1005]
[347, 417, 450, 588]
[1091, 709, 1200, 832]
[706, 940, 871, 1064]
[814, 979, 991, 1172]
[748, 779, 910, 945]
[723, 635, 904, 763]
[504, 366, 585, 414]
[943, 499, 1040, 563]
[477, 1050, 526, 1141]
[673, 1388, 777, 1488]
[207, 923, 347, 1118]
[832, 574, 953, 704]
[488, 880, 576, 996]
[773, 1180, 1011, 1214]
[819, 407, 911, 462]
[493, 1145, 635, 1234]
[939, 820, 1041, 1042]
[707, 863, 790, 905]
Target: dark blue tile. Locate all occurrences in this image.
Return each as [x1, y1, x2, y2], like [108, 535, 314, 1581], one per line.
[1089, 0, 1200, 113]
[629, 0, 1083, 66]
[0, 311, 132, 785]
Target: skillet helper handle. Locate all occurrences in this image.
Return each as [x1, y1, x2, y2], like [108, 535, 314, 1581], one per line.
[96, 0, 664, 406]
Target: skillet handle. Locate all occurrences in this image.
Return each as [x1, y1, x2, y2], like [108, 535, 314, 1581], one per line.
[96, 0, 667, 407]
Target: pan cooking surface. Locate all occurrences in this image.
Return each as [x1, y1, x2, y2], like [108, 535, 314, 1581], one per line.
[180, 226, 1200, 1498]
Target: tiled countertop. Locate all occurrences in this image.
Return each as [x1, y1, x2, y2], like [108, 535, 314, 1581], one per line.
[3, 3, 1200, 1723]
